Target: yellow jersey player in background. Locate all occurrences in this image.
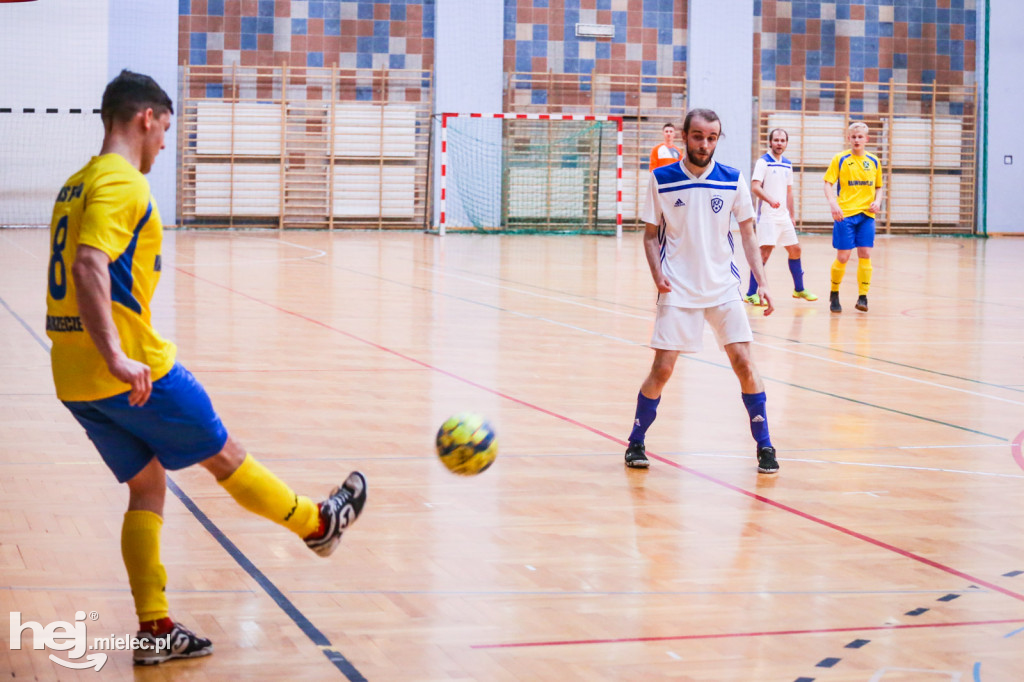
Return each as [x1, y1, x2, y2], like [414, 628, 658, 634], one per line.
[823, 121, 885, 313]
[46, 70, 368, 666]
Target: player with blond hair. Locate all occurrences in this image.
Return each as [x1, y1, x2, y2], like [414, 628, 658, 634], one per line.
[823, 121, 885, 313]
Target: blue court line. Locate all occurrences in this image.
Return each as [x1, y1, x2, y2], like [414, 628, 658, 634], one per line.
[2, 289, 363, 681]
[1004, 625, 1024, 638]
[753, 328, 1024, 395]
[426, 255, 1024, 394]
[309, 259, 1010, 443]
[167, 478, 366, 682]
[0, 294, 50, 351]
[974, 660, 982, 681]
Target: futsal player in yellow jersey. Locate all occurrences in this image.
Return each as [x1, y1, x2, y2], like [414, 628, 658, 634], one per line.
[46, 70, 368, 666]
[823, 121, 885, 313]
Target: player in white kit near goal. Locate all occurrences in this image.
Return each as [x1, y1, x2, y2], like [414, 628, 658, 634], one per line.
[743, 128, 817, 305]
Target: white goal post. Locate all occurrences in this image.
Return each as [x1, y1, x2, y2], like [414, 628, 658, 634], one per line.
[439, 112, 623, 237]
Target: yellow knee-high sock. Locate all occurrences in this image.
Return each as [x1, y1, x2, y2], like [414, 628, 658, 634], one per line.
[121, 510, 169, 622]
[857, 258, 872, 296]
[218, 453, 320, 538]
[830, 260, 847, 293]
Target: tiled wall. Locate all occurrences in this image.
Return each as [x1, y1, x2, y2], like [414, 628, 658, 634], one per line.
[503, 0, 686, 110]
[755, 0, 977, 112]
[179, 0, 434, 95]
[503, 0, 686, 77]
[179, 1, 980, 113]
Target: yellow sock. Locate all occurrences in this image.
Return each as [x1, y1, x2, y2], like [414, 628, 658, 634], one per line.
[121, 510, 169, 622]
[830, 260, 847, 292]
[219, 453, 320, 538]
[857, 258, 872, 296]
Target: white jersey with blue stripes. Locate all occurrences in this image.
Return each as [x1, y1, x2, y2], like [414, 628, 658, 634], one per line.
[640, 159, 756, 308]
[751, 152, 793, 220]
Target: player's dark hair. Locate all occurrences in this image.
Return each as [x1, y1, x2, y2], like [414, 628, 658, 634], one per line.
[682, 108, 722, 136]
[663, 122, 675, 130]
[768, 128, 789, 142]
[101, 70, 173, 130]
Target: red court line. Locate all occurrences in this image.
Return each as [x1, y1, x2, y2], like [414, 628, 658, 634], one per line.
[1013, 429, 1024, 473]
[176, 267, 1024, 607]
[470, 618, 1024, 650]
[191, 368, 426, 373]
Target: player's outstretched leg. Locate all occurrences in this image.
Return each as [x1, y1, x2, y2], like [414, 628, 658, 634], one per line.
[211, 445, 368, 557]
[305, 471, 368, 557]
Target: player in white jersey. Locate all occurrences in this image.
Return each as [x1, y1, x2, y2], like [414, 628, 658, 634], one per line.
[743, 128, 817, 305]
[623, 108, 780, 475]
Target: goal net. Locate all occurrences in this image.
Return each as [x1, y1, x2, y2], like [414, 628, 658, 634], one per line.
[439, 113, 622, 236]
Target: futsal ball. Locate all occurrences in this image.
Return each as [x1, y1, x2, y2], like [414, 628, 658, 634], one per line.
[435, 412, 498, 475]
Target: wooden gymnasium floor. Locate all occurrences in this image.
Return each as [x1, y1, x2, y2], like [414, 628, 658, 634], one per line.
[1, 228, 1023, 682]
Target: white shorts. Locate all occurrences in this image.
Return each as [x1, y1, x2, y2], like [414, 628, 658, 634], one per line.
[650, 300, 753, 353]
[756, 212, 799, 248]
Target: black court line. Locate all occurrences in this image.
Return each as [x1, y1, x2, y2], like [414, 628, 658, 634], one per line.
[1, 291, 363, 680]
[419, 251, 1024, 395]
[303, 258, 1009, 443]
[167, 479, 366, 681]
[0, 294, 50, 351]
[752, 328, 1024, 395]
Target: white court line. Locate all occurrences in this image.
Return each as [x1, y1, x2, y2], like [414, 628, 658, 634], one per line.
[773, 340, 1024, 347]
[422, 263, 1024, 408]
[751, 341, 1024, 407]
[897, 443, 1007, 450]
[173, 233, 328, 266]
[424, 264, 653, 320]
[674, 451, 1024, 479]
[0, 231, 43, 260]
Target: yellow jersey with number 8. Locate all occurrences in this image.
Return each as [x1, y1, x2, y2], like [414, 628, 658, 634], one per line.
[46, 153, 176, 401]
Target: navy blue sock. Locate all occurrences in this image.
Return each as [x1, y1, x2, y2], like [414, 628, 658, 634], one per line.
[741, 392, 772, 449]
[746, 272, 758, 297]
[788, 258, 805, 292]
[628, 392, 660, 444]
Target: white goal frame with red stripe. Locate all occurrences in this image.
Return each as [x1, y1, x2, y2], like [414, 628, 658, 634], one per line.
[439, 112, 623, 237]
